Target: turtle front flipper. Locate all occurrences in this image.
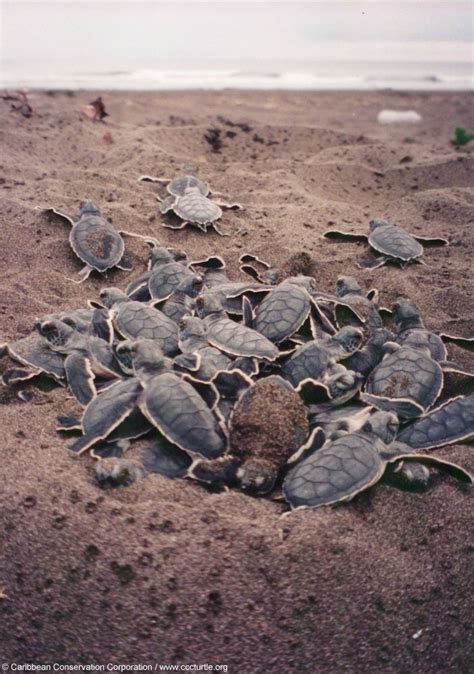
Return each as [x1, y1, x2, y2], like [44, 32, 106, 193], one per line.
[142, 436, 193, 479]
[64, 353, 96, 406]
[439, 360, 474, 377]
[412, 234, 449, 247]
[397, 394, 474, 450]
[56, 415, 82, 431]
[42, 207, 75, 227]
[438, 333, 474, 352]
[357, 255, 389, 270]
[138, 175, 170, 184]
[323, 230, 369, 242]
[382, 449, 473, 485]
[116, 252, 133, 272]
[360, 392, 425, 419]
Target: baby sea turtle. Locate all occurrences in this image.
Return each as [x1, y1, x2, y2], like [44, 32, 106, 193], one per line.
[139, 171, 241, 236]
[197, 296, 279, 361]
[133, 340, 227, 459]
[283, 411, 472, 510]
[99, 288, 179, 356]
[315, 276, 379, 326]
[43, 202, 137, 283]
[252, 278, 334, 344]
[37, 318, 122, 405]
[397, 394, 474, 450]
[1, 332, 65, 385]
[281, 327, 364, 387]
[362, 343, 443, 418]
[324, 219, 448, 269]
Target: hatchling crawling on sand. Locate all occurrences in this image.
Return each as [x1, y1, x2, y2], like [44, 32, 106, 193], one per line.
[139, 170, 241, 235]
[42, 202, 146, 282]
[283, 411, 472, 510]
[324, 218, 448, 269]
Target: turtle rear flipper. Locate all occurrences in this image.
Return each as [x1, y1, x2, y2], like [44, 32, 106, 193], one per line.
[142, 436, 192, 479]
[360, 393, 425, 419]
[397, 394, 474, 450]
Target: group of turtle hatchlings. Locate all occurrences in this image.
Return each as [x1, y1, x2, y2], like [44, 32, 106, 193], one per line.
[2, 170, 473, 511]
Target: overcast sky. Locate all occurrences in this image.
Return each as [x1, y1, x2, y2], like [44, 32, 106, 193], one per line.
[1, 1, 473, 71]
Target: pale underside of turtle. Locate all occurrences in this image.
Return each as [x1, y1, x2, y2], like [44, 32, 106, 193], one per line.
[324, 221, 448, 269]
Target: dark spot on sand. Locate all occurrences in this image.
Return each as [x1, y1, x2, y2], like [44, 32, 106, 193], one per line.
[84, 544, 100, 561]
[111, 562, 136, 585]
[204, 128, 223, 153]
[22, 495, 37, 508]
[207, 591, 223, 615]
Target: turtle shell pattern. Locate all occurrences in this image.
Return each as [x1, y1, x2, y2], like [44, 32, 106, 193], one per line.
[368, 224, 423, 261]
[148, 261, 194, 300]
[366, 346, 442, 410]
[206, 317, 279, 360]
[397, 394, 474, 450]
[281, 342, 331, 387]
[114, 302, 179, 355]
[396, 329, 446, 362]
[172, 192, 222, 225]
[283, 434, 385, 508]
[142, 372, 226, 459]
[70, 215, 124, 271]
[254, 284, 311, 343]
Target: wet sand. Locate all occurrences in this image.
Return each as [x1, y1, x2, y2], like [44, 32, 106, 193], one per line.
[0, 90, 473, 673]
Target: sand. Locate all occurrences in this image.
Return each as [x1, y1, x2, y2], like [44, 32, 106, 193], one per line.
[0, 90, 473, 673]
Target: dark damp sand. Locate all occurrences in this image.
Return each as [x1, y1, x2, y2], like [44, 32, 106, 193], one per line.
[0, 90, 473, 673]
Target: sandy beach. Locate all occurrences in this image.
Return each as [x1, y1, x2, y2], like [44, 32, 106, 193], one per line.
[0, 90, 473, 672]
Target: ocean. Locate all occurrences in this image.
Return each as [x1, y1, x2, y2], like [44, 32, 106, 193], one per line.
[1, 1, 473, 91]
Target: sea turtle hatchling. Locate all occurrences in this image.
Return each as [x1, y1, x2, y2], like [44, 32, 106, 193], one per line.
[99, 288, 179, 356]
[42, 202, 150, 283]
[283, 411, 472, 510]
[1, 332, 66, 385]
[139, 171, 241, 236]
[196, 296, 279, 361]
[36, 318, 123, 405]
[397, 394, 474, 451]
[324, 218, 448, 269]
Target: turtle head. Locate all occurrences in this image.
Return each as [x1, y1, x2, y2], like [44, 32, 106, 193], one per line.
[177, 273, 203, 298]
[149, 246, 174, 269]
[99, 287, 129, 308]
[196, 295, 224, 318]
[336, 275, 362, 297]
[237, 458, 278, 495]
[79, 201, 101, 216]
[369, 218, 390, 231]
[114, 339, 135, 375]
[392, 297, 424, 331]
[130, 339, 168, 380]
[362, 411, 399, 444]
[332, 326, 364, 357]
[37, 318, 76, 350]
[327, 369, 363, 400]
[179, 315, 206, 340]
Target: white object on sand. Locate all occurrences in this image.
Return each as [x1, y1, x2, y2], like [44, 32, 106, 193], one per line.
[377, 110, 422, 124]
